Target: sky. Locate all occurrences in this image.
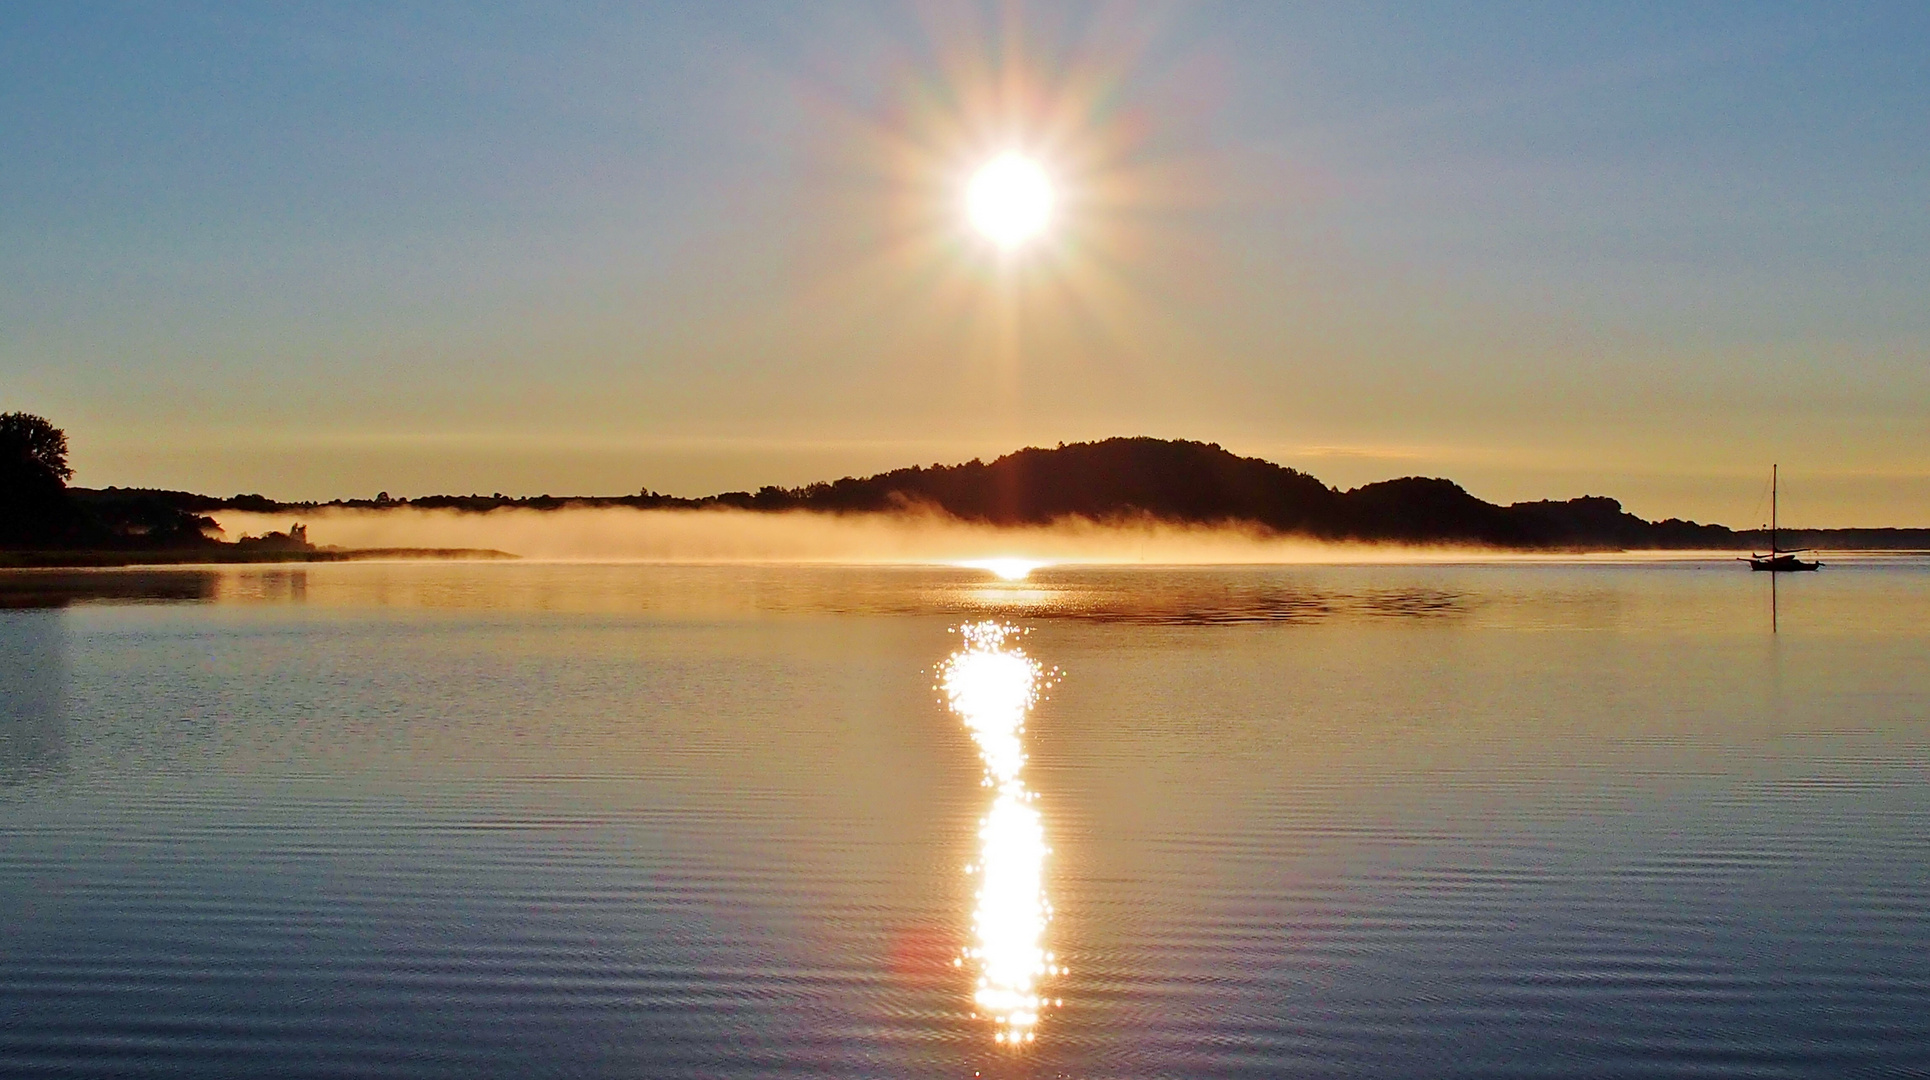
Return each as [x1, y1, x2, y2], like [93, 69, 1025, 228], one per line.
[3, 1, 1927, 527]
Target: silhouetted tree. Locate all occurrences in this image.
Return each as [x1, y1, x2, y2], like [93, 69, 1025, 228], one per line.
[0, 413, 71, 485]
[0, 412, 79, 547]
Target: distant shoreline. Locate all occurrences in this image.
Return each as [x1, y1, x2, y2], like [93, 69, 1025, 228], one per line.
[0, 547, 516, 569]
[84, 438, 1930, 548]
[23, 439, 1929, 558]
[6, 547, 1928, 573]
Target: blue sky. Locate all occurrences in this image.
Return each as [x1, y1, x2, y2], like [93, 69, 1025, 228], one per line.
[3, 2, 1927, 524]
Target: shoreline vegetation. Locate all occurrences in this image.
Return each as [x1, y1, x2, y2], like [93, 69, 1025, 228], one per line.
[7, 423, 1928, 568]
[0, 547, 517, 569]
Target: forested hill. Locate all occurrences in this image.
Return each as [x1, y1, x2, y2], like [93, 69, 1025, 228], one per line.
[719, 438, 1736, 549]
[90, 437, 1757, 550]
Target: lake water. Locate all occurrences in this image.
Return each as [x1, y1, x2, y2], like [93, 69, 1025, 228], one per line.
[2, 559, 1927, 1078]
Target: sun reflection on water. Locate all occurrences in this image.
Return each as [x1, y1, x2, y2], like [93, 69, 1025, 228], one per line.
[957, 558, 1050, 582]
[938, 622, 1062, 1045]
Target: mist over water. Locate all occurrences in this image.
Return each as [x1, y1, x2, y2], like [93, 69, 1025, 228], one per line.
[214, 505, 1569, 564]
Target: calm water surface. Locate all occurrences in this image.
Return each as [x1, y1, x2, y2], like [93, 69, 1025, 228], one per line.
[2, 560, 1927, 1078]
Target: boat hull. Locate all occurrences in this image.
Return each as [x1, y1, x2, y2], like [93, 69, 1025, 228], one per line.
[1748, 555, 1821, 572]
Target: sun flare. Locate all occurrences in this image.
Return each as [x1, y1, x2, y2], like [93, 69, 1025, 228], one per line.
[967, 155, 1053, 247]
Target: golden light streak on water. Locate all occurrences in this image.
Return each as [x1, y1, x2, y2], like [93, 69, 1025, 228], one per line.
[938, 621, 1061, 1045]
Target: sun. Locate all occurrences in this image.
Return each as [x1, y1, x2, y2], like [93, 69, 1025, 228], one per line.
[966, 155, 1053, 248]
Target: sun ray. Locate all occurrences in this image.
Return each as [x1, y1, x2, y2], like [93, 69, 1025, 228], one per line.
[759, 2, 1238, 408]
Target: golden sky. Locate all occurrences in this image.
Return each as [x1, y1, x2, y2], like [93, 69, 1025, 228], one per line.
[3, 3, 1927, 525]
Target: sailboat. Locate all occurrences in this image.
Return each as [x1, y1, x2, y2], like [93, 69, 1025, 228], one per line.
[1745, 464, 1821, 571]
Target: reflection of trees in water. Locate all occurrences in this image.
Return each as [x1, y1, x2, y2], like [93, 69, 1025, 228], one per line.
[230, 569, 308, 603]
[0, 609, 66, 785]
[0, 570, 218, 609]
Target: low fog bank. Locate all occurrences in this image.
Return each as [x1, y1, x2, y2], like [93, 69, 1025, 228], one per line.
[213, 506, 1527, 564]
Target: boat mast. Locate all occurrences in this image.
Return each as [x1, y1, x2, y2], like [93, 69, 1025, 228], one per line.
[1771, 463, 1778, 555]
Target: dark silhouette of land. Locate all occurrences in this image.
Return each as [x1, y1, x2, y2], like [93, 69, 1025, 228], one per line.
[4, 416, 1924, 561]
[0, 413, 511, 566]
